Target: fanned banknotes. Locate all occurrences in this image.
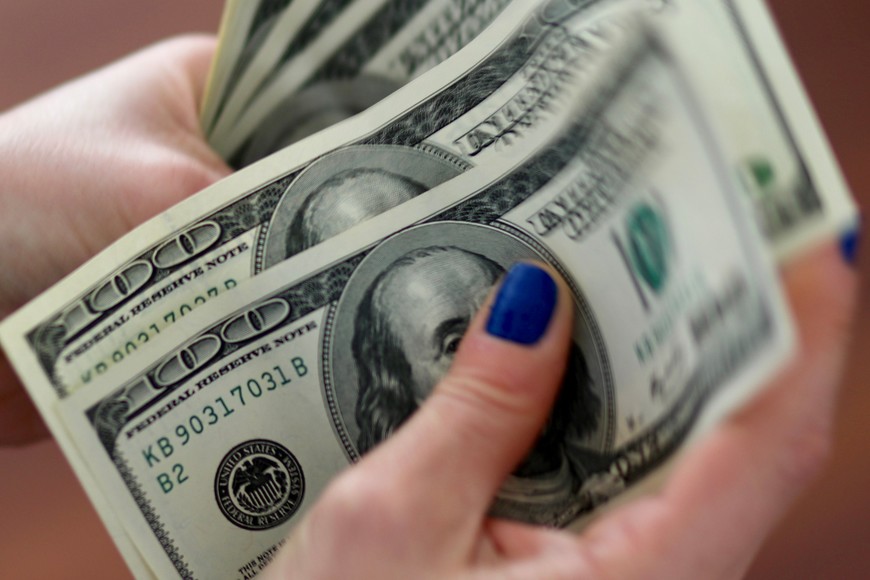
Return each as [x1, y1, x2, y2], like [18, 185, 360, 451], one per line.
[201, 0, 294, 133]
[0, 0, 852, 419]
[4, 0, 641, 407]
[206, 0, 514, 164]
[0, 1, 857, 578]
[57, 24, 793, 578]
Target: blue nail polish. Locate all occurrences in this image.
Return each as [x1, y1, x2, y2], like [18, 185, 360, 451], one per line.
[841, 222, 860, 266]
[486, 263, 557, 345]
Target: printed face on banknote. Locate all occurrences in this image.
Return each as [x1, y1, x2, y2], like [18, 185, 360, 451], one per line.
[262, 144, 469, 271]
[352, 246, 500, 409]
[347, 238, 606, 527]
[286, 167, 427, 256]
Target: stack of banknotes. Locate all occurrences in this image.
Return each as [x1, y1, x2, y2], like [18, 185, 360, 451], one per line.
[0, 0, 857, 578]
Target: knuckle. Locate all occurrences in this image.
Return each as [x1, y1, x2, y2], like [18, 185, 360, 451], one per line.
[440, 372, 526, 421]
[434, 375, 523, 445]
[121, 155, 215, 227]
[318, 473, 376, 520]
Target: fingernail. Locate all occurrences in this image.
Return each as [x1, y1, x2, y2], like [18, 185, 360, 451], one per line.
[841, 221, 860, 266]
[486, 263, 557, 345]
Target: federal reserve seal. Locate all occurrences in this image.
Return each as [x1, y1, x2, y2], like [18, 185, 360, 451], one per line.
[215, 439, 305, 531]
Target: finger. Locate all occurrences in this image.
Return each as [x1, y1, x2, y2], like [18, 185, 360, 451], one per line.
[154, 34, 220, 111]
[72, 35, 231, 183]
[139, 35, 231, 177]
[362, 261, 576, 528]
[576, 241, 858, 579]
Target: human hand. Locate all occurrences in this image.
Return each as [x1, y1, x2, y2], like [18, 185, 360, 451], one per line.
[0, 36, 230, 444]
[264, 244, 856, 580]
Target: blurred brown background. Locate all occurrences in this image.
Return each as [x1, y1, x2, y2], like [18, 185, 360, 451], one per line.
[0, 1, 867, 577]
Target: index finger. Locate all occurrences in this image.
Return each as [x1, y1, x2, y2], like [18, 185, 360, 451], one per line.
[359, 262, 576, 530]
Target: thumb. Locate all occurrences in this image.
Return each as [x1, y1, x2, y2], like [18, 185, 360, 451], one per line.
[365, 261, 577, 524]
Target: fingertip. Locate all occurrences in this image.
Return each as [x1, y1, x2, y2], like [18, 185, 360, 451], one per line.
[781, 240, 858, 358]
[485, 262, 559, 345]
[466, 260, 575, 350]
[413, 261, 576, 490]
[453, 260, 575, 397]
[839, 219, 860, 267]
[155, 34, 220, 109]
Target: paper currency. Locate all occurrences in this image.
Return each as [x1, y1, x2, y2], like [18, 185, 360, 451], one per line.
[0, 2, 854, 579]
[203, 0, 353, 137]
[2, 0, 633, 404]
[57, 26, 793, 578]
[0, 0, 852, 418]
[0, 5, 632, 574]
[200, 1, 294, 134]
[207, 0, 856, 252]
[208, 0, 514, 164]
[683, 0, 855, 255]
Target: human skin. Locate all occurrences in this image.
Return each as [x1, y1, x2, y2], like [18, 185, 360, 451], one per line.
[0, 37, 857, 579]
[0, 36, 230, 444]
[267, 248, 856, 579]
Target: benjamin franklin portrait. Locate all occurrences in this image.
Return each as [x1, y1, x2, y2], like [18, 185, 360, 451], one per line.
[284, 168, 427, 257]
[350, 244, 613, 526]
[257, 145, 470, 272]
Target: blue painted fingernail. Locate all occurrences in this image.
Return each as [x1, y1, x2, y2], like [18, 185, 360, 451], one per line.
[841, 221, 860, 266]
[486, 263, 557, 345]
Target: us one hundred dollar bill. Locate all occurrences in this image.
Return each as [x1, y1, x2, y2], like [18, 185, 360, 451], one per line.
[56, 24, 793, 578]
[2, 0, 644, 407]
[203, 0, 855, 262]
[200, 0, 294, 135]
[0, 4, 635, 575]
[208, 0, 515, 165]
[208, 0, 859, 253]
[0, 0, 852, 426]
[203, 0, 353, 137]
